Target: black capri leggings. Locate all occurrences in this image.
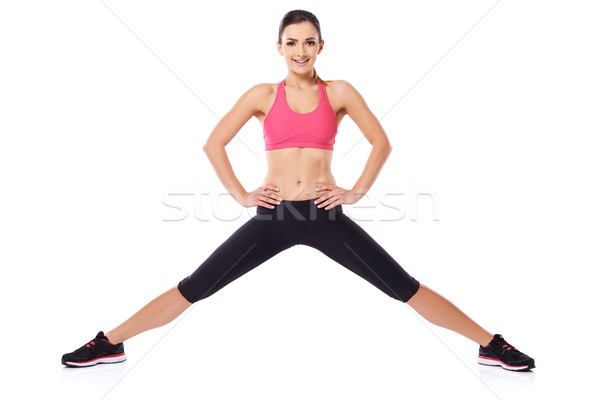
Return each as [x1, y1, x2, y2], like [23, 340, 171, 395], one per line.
[177, 197, 420, 303]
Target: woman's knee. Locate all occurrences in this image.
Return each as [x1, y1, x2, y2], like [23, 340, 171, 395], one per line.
[176, 278, 219, 304]
[387, 279, 421, 303]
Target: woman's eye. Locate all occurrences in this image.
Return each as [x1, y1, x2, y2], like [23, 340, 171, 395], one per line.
[286, 41, 315, 46]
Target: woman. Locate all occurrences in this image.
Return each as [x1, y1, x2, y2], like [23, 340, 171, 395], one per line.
[61, 9, 535, 372]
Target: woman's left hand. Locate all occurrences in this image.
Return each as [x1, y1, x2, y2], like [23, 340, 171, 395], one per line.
[313, 185, 365, 210]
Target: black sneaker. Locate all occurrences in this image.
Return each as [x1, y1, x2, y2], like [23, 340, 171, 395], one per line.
[61, 331, 126, 367]
[478, 334, 535, 371]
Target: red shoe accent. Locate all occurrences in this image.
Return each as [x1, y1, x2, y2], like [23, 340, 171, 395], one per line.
[478, 355, 529, 369]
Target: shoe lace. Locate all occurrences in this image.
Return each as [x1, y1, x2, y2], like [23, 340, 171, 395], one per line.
[498, 338, 519, 353]
[82, 340, 97, 349]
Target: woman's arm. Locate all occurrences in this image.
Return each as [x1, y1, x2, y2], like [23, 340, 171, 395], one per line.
[202, 84, 264, 203]
[339, 80, 393, 199]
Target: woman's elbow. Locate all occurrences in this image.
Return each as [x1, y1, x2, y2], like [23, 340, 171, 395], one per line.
[203, 141, 222, 154]
[376, 140, 392, 154]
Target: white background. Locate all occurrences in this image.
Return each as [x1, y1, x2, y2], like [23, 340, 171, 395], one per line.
[1, 1, 598, 399]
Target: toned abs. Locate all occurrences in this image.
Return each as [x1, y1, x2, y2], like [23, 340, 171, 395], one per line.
[264, 147, 336, 200]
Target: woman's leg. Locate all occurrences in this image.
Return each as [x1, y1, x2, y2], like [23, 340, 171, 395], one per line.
[105, 285, 191, 344]
[302, 211, 493, 346]
[406, 284, 493, 346]
[105, 214, 297, 344]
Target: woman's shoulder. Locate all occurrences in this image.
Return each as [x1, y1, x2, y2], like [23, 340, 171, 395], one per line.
[241, 81, 279, 102]
[231, 82, 278, 111]
[322, 80, 365, 108]
[319, 79, 363, 101]
[325, 79, 359, 92]
[249, 80, 283, 92]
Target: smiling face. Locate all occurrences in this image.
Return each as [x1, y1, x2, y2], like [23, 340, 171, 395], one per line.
[278, 21, 324, 74]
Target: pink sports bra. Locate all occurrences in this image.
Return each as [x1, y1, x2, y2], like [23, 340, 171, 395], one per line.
[263, 78, 338, 151]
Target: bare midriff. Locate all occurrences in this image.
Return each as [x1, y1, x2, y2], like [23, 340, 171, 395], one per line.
[263, 147, 336, 201]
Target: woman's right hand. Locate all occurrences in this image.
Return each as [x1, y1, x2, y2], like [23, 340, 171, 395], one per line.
[238, 184, 283, 209]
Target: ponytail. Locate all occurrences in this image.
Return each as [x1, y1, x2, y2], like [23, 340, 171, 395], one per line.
[314, 67, 330, 87]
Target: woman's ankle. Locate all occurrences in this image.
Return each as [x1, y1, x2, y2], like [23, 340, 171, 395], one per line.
[104, 331, 122, 345]
[477, 332, 495, 347]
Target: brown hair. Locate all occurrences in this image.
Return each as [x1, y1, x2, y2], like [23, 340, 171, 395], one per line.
[278, 10, 330, 87]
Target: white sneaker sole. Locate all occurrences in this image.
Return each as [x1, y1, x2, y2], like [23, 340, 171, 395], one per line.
[478, 355, 531, 371]
[64, 353, 127, 367]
